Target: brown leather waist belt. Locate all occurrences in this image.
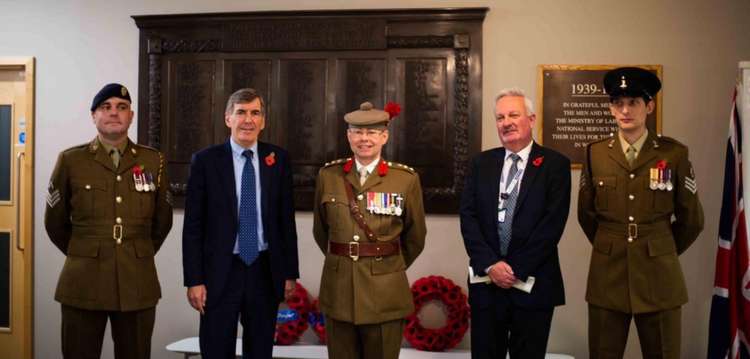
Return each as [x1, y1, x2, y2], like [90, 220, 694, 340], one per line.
[329, 240, 400, 261]
[598, 220, 671, 240]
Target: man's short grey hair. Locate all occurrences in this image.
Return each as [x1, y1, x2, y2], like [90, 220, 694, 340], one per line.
[495, 87, 535, 115]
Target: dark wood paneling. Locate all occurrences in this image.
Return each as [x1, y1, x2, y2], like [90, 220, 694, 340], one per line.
[133, 8, 487, 213]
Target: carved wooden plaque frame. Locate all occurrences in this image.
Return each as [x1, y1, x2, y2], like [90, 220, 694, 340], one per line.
[133, 8, 487, 213]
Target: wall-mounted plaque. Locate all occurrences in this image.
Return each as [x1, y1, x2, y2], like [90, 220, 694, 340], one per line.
[537, 65, 662, 167]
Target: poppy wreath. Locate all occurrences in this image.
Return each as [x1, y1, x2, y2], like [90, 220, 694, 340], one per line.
[404, 275, 470, 351]
[307, 298, 327, 344]
[274, 282, 311, 345]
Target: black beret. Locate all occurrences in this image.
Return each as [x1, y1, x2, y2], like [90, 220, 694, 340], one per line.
[90, 83, 131, 111]
[603, 67, 661, 101]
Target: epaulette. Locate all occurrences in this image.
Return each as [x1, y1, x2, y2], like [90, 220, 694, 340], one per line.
[386, 161, 416, 174]
[62, 142, 89, 154]
[587, 132, 616, 149]
[323, 158, 350, 168]
[133, 143, 161, 153]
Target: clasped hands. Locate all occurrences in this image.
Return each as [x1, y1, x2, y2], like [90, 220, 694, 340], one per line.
[488, 261, 516, 289]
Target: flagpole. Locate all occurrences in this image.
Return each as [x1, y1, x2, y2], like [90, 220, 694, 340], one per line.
[741, 61, 750, 240]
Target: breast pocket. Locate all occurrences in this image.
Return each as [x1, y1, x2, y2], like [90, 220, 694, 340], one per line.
[321, 193, 351, 232]
[130, 187, 156, 219]
[70, 179, 107, 220]
[593, 176, 616, 211]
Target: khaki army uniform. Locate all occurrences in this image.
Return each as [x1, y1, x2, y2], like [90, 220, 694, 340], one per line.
[45, 137, 173, 358]
[578, 131, 704, 357]
[313, 157, 426, 358]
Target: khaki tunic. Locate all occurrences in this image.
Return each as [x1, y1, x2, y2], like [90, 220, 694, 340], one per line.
[313, 159, 426, 325]
[578, 132, 704, 313]
[45, 137, 173, 311]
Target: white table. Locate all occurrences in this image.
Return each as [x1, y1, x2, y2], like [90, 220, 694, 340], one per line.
[166, 337, 574, 358]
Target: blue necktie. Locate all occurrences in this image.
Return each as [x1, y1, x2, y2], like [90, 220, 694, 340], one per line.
[238, 150, 259, 266]
[499, 153, 521, 256]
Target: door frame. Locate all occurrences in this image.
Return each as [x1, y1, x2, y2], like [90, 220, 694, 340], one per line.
[0, 56, 35, 359]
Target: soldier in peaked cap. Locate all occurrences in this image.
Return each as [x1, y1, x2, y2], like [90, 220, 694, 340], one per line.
[313, 102, 427, 359]
[45, 83, 173, 359]
[578, 67, 704, 358]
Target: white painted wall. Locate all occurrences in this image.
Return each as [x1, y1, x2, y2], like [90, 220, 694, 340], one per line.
[1, 0, 748, 358]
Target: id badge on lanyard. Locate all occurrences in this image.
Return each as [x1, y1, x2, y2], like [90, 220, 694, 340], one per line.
[498, 168, 523, 223]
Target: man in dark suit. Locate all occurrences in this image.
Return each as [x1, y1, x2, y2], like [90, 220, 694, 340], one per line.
[460, 88, 571, 359]
[182, 88, 299, 358]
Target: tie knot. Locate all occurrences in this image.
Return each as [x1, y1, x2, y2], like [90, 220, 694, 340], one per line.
[359, 167, 369, 177]
[509, 153, 521, 163]
[242, 149, 254, 159]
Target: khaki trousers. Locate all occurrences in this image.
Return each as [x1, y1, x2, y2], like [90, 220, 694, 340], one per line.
[325, 317, 405, 359]
[61, 304, 155, 359]
[589, 304, 681, 359]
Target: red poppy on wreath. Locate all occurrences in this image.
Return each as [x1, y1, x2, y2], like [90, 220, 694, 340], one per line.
[404, 275, 470, 352]
[378, 160, 389, 176]
[274, 282, 311, 345]
[343, 158, 354, 173]
[532, 156, 544, 167]
[384, 101, 401, 119]
[265, 152, 276, 166]
[656, 159, 668, 169]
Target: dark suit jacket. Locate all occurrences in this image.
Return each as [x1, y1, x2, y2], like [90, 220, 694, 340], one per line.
[460, 142, 570, 309]
[182, 141, 299, 304]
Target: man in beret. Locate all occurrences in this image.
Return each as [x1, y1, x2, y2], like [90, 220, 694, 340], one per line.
[313, 101, 427, 359]
[45, 83, 173, 358]
[578, 67, 704, 358]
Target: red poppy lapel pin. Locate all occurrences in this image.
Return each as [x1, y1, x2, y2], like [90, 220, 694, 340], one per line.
[532, 156, 544, 167]
[265, 152, 276, 166]
[656, 159, 667, 169]
[378, 160, 389, 176]
[343, 158, 354, 173]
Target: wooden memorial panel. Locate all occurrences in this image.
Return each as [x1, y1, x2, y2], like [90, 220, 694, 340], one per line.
[133, 8, 487, 213]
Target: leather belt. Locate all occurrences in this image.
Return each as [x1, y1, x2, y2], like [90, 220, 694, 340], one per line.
[329, 240, 400, 261]
[72, 224, 152, 244]
[598, 220, 671, 241]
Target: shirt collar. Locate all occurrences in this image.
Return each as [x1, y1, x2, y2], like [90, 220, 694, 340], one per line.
[355, 157, 381, 174]
[230, 138, 258, 158]
[97, 136, 128, 155]
[619, 130, 649, 155]
[504, 141, 533, 164]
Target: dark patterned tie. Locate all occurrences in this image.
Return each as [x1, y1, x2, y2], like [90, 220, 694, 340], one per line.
[238, 150, 259, 265]
[498, 153, 521, 256]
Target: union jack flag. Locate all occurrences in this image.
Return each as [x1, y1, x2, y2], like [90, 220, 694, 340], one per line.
[708, 88, 750, 359]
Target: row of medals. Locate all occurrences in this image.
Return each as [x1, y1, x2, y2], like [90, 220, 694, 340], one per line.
[366, 192, 404, 216]
[649, 168, 673, 191]
[133, 172, 157, 192]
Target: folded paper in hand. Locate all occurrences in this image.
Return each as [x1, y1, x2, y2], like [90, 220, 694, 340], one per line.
[468, 266, 535, 293]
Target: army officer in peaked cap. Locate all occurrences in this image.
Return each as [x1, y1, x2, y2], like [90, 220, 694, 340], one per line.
[313, 102, 427, 359]
[578, 67, 704, 358]
[45, 83, 173, 359]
